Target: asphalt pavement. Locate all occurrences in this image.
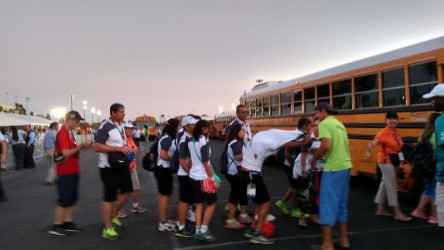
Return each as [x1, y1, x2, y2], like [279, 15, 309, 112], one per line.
[1, 140, 444, 250]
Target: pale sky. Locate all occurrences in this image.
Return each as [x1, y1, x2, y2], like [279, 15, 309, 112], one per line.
[1, 0, 444, 122]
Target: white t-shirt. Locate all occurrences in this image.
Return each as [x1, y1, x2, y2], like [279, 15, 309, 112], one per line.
[227, 139, 243, 176]
[157, 134, 177, 169]
[177, 131, 191, 176]
[95, 119, 127, 168]
[186, 135, 212, 181]
[293, 134, 325, 179]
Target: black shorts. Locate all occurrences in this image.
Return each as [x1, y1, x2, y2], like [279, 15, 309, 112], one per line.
[189, 178, 217, 205]
[284, 165, 298, 189]
[154, 166, 173, 195]
[100, 167, 133, 202]
[177, 175, 194, 204]
[225, 173, 248, 206]
[239, 170, 270, 205]
[57, 173, 79, 207]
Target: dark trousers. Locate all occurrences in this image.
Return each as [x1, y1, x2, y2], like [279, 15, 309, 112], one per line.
[0, 177, 7, 201]
[24, 144, 35, 168]
[12, 144, 25, 170]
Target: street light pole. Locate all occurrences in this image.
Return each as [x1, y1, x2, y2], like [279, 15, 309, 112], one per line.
[96, 109, 101, 124]
[91, 106, 95, 128]
[82, 101, 87, 120]
[26, 97, 30, 115]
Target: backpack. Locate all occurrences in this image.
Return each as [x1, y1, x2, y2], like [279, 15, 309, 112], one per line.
[142, 139, 159, 172]
[411, 134, 436, 176]
[220, 145, 234, 175]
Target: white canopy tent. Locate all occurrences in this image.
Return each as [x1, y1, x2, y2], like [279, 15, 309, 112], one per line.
[0, 113, 53, 127]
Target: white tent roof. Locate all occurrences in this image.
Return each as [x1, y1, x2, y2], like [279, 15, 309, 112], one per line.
[0, 113, 53, 127]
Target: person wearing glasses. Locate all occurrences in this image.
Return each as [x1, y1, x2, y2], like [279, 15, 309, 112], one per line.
[48, 111, 92, 236]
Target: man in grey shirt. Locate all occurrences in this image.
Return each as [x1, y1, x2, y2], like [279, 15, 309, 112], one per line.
[44, 122, 59, 184]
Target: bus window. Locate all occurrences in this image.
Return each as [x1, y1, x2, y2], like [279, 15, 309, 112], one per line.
[304, 87, 315, 112]
[281, 92, 291, 115]
[263, 96, 270, 117]
[317, 83, 330, 103]
[293, 90, 302, 112]
[270, 94, 279, 116]
[409, 61, 437, 105]
[382, 67, 405, 106]
[355, 73, 379, 108]
[332, 79, 352, 109]
[256, 97, 263, 117]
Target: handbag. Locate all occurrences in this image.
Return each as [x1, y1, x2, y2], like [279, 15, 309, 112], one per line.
[108, 151, 131, 168]
[54, 152, 66, 164]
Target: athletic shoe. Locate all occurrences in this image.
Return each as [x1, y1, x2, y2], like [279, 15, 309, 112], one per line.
[102, 227, 120, 240]
[194, 230, 216, 242]
[63, 222, 83, 232]
[249, 234, 274, 244]
[243, 228, 255, 238]
[186, 209, 196, 223]
[290, 209, 310, 218]
[237, 214, 254, 224]
[224, 219, 245, 229]
[131, 204, 147, 213]
[428, 215, 438, 224]
[112, 217, 125, 230]
[158, 221, 175, 231]
[410, 209, 427, 219]
[175, 225, 194, 238]
[117, 209, 128, 218]
[275, 200, 289, 215]
[48, 224, 67, 236]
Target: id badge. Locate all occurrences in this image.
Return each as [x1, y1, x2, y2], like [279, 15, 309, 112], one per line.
[398, 151, 405, 161]
[247, 183, 256, 198]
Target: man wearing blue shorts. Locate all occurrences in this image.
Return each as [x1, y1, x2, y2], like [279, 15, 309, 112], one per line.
[311, 102, 352, 250]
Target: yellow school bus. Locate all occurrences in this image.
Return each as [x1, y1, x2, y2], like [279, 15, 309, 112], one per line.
[240, 36, 444, 200]
[134, 115, 158, 141]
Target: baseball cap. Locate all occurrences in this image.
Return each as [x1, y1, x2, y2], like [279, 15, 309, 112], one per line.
[422, 83, 444, 99]
[314, 102, 338, 115]
[123, 121, 135, 129]
[65, 110, 85, 121]
[181, 116, 198, 127]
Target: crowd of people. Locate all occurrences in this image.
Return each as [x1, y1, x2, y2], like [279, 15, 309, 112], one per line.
[2, 83, 444, 248]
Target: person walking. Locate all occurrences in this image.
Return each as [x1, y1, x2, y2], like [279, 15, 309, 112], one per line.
[367, 112, 412, 221]
[310, 102, 352, 250]
[23, 125, 36, 168]
[44, 122, 59, 185]
[117, 122, 147, 218]
[410, 112, 440, 224]
[94, 103, 133, 240]
[9, 126, 26, 171]
[154, 118, 180, 231]
[422, 83, 444, 227]
[0, 132, 8, 202]
[47, 111, 92, 236]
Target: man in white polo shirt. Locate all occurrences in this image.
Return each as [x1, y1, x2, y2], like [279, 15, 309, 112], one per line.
[94, 103, 132, 240]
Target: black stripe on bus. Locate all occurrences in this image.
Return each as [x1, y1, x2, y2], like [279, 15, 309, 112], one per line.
[348, 134, 418, 143]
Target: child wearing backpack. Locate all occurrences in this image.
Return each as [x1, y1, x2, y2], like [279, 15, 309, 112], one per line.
[223, 123, 250, 229]
[411, 112, 440, 224]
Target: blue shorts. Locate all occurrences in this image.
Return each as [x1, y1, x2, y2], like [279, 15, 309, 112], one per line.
[319, 168, 351, 226]
[423, 175, 436, 198]
[57, 173, 79, 207]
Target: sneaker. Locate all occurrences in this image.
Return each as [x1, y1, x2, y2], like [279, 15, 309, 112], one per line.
[48, 224, 67, 236]
[410, 209, 427, 219]
[428, 215, 438, 224]
[224, 219, 245, 229]
[131, 204, 147, 213]
[102, 227, 120, 240]
[194, 230, 216, 242]
[112, 217, 125, 230]
[249, 234, 274, 244]
[63, 222, 83, 232]
[275, 200, 289, 215]
[175, 225, 194, 238]
[158, 221, 175, 231]
[243, 228, 255, 238]
[289, 209, 310, 218]
[237, 214, 254, 224]
[187, 209, 196, 223]
[117, 209, 128, 218]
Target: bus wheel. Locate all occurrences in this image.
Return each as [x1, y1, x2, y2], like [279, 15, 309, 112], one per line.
[397, 162, 421, 204]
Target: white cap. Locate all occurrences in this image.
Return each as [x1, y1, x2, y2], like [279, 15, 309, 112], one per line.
[422, 83, 444, 99]
[123, 121, 135, 129]
[181, 116, 198, 127]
